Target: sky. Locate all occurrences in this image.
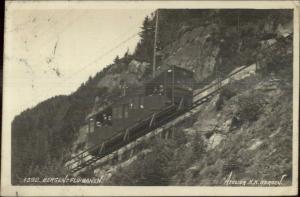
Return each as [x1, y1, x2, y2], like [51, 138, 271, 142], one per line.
[4, 6, 154, 122]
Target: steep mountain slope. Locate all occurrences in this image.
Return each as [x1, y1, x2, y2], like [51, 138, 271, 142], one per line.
[105, 71, 293, 186]
[172, 73, 292, 186]
[11, 9, 293, 184]
[105, 36, 293, 185]
[157, 10, 292, 83]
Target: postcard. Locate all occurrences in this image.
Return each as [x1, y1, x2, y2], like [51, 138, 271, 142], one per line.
[1, 0, 299, 196]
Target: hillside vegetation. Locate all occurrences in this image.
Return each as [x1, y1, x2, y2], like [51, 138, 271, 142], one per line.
[11, 9, 293, 184]
[100, 29, 293, 185]
[107, 72, 293, 186]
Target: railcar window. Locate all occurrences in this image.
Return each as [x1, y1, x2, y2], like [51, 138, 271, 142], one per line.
[133, 97, 139, 109]
[139, 96, 144, 109]
[112, 108, 117, 119]
[129, 98, 133, 109]
[113, 107, 122, 119]
[159, 85, 164, 95]
[153, 87, 158, 94]
[96, 121, 102, 127]
[136, 97, 140, 108]
[123, 105, 128, 118]
[118, 107, 122, 119]
[89, 118, 95, 133]
[107, 115, 112, 126]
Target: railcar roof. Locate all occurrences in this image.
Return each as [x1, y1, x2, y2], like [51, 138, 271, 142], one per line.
[144, 65, 194, 85]
[86, 65, 193, 120]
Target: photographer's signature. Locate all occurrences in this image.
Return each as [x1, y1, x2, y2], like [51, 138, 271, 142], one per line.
[223, 172, 287, 186]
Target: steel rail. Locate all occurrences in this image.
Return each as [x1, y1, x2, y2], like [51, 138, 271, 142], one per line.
[67, 88, 219, 174]
[68, 92, 215, 174]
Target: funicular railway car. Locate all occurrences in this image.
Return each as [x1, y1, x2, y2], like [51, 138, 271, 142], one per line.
[86, 65, 195, 156]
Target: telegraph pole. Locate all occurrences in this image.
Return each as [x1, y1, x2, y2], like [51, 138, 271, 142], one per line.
[152, 9, 159, 79]
[237, 11, 240, 52]
[237, 11, 240, 34]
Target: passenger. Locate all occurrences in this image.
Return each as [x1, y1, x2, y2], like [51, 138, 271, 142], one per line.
[108, 115, 112, 125]
[103, 114, 107, 126]
[153, 87, 158, 94]
[159, 85, 164, 95]
[96, 121, 102, 127]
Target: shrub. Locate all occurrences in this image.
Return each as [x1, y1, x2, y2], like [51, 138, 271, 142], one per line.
[216, 86, 237, 111]
[190, 132, 206, 162]
[108, 138, 176, 186]
[258, 38, 293, 77]
[173, 128, 188, 146]
[239, 102, 261, 122]
[236, 93, 265, 123]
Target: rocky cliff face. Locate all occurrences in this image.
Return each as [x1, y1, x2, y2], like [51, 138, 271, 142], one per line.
[161, 25, 220, 81]
[96, 60, 149, 91]
[158, 11, 292, 84]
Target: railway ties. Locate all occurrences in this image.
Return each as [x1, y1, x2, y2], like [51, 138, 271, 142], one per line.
[69, 155, 101, 173]
[192, 91, 217, 108]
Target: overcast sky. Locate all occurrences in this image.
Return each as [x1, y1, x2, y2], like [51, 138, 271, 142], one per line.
[4, 6, 154, 121]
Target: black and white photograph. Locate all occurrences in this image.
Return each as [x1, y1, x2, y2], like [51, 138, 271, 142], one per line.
[1, 1, 299, 196]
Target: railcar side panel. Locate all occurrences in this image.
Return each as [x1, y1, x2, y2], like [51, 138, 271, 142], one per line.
[86, 65, 195, 156]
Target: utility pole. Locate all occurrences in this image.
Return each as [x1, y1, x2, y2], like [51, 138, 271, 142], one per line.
[152, 9, 159, 79]
[237, 11, 240, 34]
[237, 11, 240, 52]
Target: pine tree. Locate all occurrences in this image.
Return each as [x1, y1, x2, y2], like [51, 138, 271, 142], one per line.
[124, 48, 129, 58]
[114, 55, 120, 64]
[134, 15, 155, 63]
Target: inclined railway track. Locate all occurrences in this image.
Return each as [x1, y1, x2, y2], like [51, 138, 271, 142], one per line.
[65, 33, 292, 175]
[65, 82, 236, 174]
